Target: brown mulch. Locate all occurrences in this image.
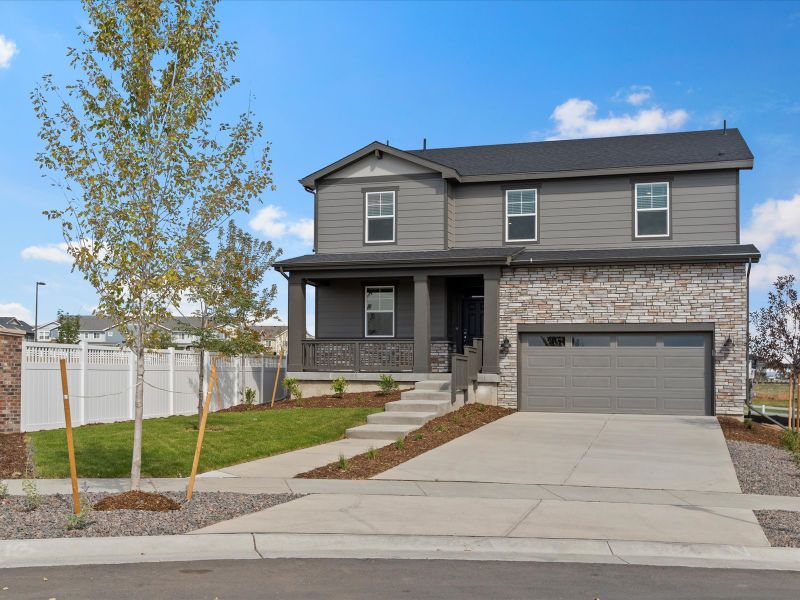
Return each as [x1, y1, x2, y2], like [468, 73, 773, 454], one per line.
[0, 433, 28, 478]
[717, 416, 784, 447]
[298, 404, 515, 480]
[219, 389, 406, 412]
[93, 490, 181, 512]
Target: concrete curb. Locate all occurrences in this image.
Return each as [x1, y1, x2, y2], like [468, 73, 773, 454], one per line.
[2, 533, 800, 571]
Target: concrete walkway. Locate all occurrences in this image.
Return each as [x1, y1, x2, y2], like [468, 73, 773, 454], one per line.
[376, 413, 742, 493]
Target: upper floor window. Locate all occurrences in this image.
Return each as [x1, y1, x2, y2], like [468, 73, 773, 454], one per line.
[505, 189, 537, 242]
[365, 286, 394, 337]
[365, 191, 395, 243]
[635, 182, 670, 238]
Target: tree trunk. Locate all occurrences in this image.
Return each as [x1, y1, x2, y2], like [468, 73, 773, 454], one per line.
[790, 372, 796, 433]
[130, 340, 145, 490]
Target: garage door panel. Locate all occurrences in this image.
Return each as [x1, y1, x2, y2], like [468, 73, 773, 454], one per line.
[520, 331, 710, 415]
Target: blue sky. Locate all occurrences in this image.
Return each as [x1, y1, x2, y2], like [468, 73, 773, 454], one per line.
[1, 0, 800, 328]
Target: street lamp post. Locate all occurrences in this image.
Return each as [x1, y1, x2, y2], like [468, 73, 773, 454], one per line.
[34, 281, 46, 341]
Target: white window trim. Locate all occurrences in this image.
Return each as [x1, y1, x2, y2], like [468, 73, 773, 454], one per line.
[364, 285, 395, 338]
[364, 190, 396, 244]
[505, 189, 538, 243]
[634, 182, 670, 238]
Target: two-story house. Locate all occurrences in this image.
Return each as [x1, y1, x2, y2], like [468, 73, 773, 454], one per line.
[276, 129, 759, 416]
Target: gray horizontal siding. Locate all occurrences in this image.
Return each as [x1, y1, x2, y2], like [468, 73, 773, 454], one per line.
[316, 177, 445, 254]
[315, 277, 448, 340]
[452, 170, 739, 249]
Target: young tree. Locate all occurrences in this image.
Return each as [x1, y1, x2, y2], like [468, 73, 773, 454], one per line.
[144, 328, 173, 350]
[181, 221, 281, 417]
[750, 275, 800, 431]
[55, 311, 80, 344]
[32, 0, 273, 489]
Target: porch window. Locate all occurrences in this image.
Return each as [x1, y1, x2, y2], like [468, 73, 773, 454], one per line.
[505, 189, 537, 242]
[635, 182, 669, 237]
[365, 191, 395, 243]
[365, 286, 395, 337]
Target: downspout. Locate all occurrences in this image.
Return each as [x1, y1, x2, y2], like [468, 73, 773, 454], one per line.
[275, 266, 289, 281]
[745, 257, 752, 415]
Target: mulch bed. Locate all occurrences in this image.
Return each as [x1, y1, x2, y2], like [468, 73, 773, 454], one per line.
[219, 389, 406, 412]
[298, 404, 515, 479]
[718, 416, 783, 447]
[93, 490, 181, 512]
[0, 433, 28, 479]
[755, 510, 800, 547]
[0, 492, 301, 539]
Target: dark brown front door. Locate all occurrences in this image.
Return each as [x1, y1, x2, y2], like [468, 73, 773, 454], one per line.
[461, 297, 484, 349]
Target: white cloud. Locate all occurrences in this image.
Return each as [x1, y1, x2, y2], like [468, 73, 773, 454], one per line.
[614, 85, 653, 106]
[0, 302, 33, 323]
[21, 242, 73, 264]
[742, 194, 800, 252]
[249, 205, 314, 246]
[0, 34, 18, 69]
[749, 253, 798, 290]
[547, 97, 689, 140]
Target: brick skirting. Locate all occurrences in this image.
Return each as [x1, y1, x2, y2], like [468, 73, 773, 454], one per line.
[0, 330, 23, 433]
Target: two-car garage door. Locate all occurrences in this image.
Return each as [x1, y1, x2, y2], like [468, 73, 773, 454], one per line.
[519, 332, 711, 415]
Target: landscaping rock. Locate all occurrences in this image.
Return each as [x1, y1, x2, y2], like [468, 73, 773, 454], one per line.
[0, 492, 300, 539]
[756, 510, 800, 547]
[726, 440, 800, 496]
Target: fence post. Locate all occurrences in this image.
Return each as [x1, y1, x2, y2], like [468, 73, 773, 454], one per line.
[261, 354, 266, 404]
[234, 356, 240, 407]
[128, 349, 135, 420]
[202, 351, 210, 409]
[79, 340, 88, 425]
[168, 347, 175, 416]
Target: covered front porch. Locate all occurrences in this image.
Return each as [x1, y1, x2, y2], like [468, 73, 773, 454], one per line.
[285, 265, 501, 376]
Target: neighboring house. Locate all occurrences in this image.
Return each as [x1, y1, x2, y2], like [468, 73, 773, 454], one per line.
[276, 128, 759, 416]
[39, 315, 204, 349]
[0, 317, 34, 341]
[254, 325, 288, 355]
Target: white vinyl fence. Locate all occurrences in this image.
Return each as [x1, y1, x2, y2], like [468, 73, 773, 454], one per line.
[21, 341, 287, 432]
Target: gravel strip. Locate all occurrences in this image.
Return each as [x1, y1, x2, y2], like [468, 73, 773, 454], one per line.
[756, 510, 800, 547]
[726, 440, 800, 496]
[0, 492, 301, 539]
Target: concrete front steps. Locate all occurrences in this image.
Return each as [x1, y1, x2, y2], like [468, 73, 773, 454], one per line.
[345, 379, 453, 441]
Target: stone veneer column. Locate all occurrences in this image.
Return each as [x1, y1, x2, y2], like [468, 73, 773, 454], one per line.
[0, 329, 24, 433]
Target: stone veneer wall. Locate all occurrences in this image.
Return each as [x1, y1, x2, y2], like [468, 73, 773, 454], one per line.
[497, 262, 748, 415]
[0, 331, 23, 433]
[430, 341, 454, 373]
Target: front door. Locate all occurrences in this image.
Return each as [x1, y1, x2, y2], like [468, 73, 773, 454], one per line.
[461, 297, 484, 349]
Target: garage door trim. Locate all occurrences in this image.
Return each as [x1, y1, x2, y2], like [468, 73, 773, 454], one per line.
[515, 323, 715, 415]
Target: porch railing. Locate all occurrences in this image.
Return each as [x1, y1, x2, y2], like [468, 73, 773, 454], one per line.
[301, 339, 414, 372]
[451, 338, 483, 403]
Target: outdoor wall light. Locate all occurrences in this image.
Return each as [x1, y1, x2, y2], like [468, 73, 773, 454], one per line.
[723, 337, 733, 349]
[500, 337, 511, 353]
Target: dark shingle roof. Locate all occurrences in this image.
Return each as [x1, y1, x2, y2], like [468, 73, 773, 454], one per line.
[276, 247, 523, 269]
[0, 317, 33, 334]
[405, 129, 753, 177]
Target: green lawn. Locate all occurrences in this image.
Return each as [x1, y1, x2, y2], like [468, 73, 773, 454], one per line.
[27, 407, 380, 478]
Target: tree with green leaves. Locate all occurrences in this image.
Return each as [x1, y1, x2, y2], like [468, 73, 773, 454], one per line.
[55, 311, 80, 344]
[181, 220, 281, 418]
[32, 0, 273, 489]
[143, 328, 173, 350]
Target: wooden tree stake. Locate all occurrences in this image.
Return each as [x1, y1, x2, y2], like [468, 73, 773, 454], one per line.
[790, 373, 796, 433]
[59, 359, 81, 515]
[187, 361, 218, 501]
[270, 348, 284, 408]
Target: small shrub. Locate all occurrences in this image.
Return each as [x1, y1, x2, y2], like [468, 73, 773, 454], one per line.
[743, 417, 753, 430]
[243, 387, 257, 410]
[378, 374, 399, 396]
[394, 437, 405, 449]
[331, 376, 349, 398]
[337, 453, 349, 470]
[366, 447, 378, 460]
[0, 481, 7, 499]
[476, 404, 487, 412]
[414, 433, 424, 441]
[780, 429, 800, 454]
[22, 478, 41, 511]
[283, 377, 302, 402]
[64, 495, 93, 531]
[435, 425, 445, 433]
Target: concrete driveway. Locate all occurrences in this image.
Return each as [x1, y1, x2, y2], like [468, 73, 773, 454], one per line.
[375, 412, 742, 493]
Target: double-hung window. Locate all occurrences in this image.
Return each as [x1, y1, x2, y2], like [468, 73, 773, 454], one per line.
[365, 191, 395, 243]
[635, 182, 669, 238]
[365, 286, 394, 337]
[505, 189, 537, 242]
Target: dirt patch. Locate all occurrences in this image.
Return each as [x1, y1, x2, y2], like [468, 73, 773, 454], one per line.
[298, 404, 515, 480]
[1, 492, 300, 539]
[0, 433, 28, 478]
[718, 416, 783, 447]
[93, 490, 181, 512]
[219, 389, 406, 412]
[756, 510, 800, 547]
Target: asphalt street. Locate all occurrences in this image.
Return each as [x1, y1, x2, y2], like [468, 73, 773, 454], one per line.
[1, 558, 798, 599]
